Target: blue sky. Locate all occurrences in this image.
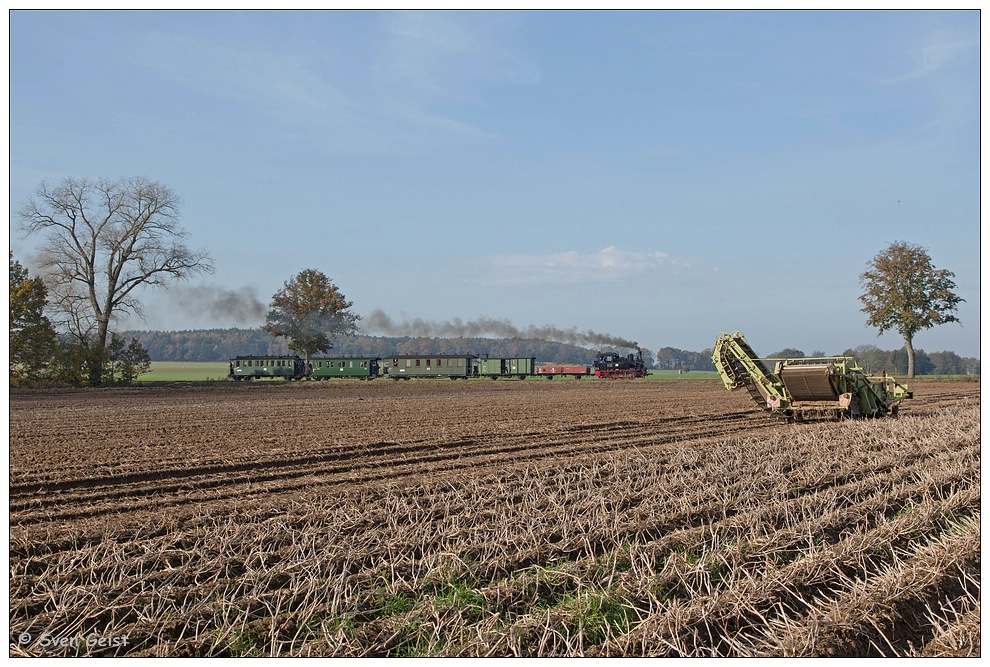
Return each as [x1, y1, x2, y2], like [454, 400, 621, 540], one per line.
[8, 9, 982, 358]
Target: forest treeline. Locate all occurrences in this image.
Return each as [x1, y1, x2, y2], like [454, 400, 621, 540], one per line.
[654, 344, 979, 376]
[123, 329, 979, 376]
[124, 329, 600, 366]
[836, 345, 979, 376]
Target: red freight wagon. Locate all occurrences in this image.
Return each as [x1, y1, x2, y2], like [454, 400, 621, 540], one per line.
[535, 364, 591, 379]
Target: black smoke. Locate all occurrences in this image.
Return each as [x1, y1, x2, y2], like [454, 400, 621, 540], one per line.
[362, 309, 639, 351]
[169, 285, 267, 325]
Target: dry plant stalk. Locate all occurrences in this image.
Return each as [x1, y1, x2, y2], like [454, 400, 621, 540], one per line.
[9, 379, 980, 656]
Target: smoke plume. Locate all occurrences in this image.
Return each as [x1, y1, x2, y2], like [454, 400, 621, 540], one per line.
[362, 309, 639, 351]
[170, 285, 267, 325]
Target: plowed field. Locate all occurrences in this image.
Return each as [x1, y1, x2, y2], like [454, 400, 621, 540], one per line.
[9, 378, 981, 656]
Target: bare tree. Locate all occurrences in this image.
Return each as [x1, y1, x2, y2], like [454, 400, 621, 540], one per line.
[19, 177, 213, 383]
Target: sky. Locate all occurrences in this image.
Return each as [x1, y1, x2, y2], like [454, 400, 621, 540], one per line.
[7, 8, 983, 359]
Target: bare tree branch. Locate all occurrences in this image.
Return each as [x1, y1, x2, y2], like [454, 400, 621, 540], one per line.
[19, 177, 214, 382]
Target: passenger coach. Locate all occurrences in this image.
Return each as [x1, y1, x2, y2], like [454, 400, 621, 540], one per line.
[310, 357, 380, 379]
[383, 354, 476, 379]
[229, 355, 306, 380]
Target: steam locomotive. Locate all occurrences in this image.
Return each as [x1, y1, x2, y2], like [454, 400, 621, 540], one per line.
[592, 351, 649, 379]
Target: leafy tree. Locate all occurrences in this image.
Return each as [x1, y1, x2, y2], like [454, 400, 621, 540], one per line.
[47, 339, 102, 387]
[263, 269, 359, 365]
[859, 241, 963, 378]
[18, 177, 213, 384]
[104, 333, 152, 384]
[766, 348, 805, 359]
[842, 344, 888, 373]
[9, 253, 58, 385]
[655, 346, 716, 372]
[927, 350, 964, 376]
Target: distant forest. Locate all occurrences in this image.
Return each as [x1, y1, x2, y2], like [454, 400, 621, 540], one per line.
[124, 328, 605, 366]
[122, 329, 979, 375]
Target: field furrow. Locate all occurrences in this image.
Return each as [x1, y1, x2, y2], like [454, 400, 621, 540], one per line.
[9, 378, 980, 657]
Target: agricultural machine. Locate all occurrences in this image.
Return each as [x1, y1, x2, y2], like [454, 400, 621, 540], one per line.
[712, 331, 912, 421]
[594, 350, 648, 379]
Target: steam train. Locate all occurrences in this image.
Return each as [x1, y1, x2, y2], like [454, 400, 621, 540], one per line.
[228, 350, 647, 381]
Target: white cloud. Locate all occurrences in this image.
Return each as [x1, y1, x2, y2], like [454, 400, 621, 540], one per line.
[134, 14, 538, 150]
[480, 246, 689, 286]
[376, 11, 541, 100]
[370, 11, 540, 140]
[880, 28, 978, 85]
[136, 32, 360, 122]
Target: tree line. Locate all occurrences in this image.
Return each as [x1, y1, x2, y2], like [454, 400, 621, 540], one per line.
[8, 176, 971, 385]
[837, 345, 979, 376]
[650, 344, 977, 376]
[121, 328, 979, 376]
[122, 328, 607, 366]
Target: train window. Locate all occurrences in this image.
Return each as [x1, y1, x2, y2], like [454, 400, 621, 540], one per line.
[361, 361, 367, 368]
[416, 359, 421, 367]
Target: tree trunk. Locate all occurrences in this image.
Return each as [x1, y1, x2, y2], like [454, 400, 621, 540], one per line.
[88, 316, 112, 386]
[904, 335, 915, 379]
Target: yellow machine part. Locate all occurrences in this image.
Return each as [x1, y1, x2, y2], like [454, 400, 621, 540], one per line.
[779, 365, 838, 402]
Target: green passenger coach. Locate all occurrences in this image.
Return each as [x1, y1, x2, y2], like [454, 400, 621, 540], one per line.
[229, 355, 305, 380]
[384, 355, 476, 379]
[310, 357, 380, 379]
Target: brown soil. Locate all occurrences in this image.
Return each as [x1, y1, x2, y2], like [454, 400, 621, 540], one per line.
[9, 377, 980, 657]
